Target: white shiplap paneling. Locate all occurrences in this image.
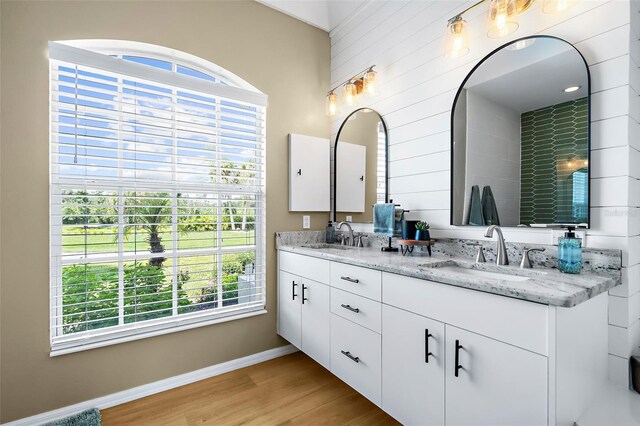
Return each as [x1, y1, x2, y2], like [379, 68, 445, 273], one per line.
[331, 0, 638, 386]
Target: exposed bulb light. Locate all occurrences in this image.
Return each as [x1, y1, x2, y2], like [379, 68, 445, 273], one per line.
[325, 91, 338, 116]
[542, 0, 578, 13]
[564, 85, 581, 93]
[363, 67, 378, 96]
[487, 0, 519, 39]
[343, 80, 358, 106]
[445, 16, 470, 58]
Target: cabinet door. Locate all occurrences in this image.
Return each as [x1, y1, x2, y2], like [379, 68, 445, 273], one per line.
[382, 305, 445, 426]
[289, 134, 330, 211]
[278, 270, 301, 348]
[301, 279, 330, 369]
[445, 326, 548, 426]
[335, 141, 366, 212]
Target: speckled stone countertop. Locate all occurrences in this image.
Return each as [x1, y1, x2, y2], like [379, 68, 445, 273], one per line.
[276, 233, 621, 308]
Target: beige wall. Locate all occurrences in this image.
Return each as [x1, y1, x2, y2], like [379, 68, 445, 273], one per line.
[0, 1, 329, 422]
[335, 111, 382, 223]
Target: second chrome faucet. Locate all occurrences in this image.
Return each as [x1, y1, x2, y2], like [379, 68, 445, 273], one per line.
[484, 225, 509, 265]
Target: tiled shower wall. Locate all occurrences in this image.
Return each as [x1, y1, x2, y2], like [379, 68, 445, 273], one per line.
[330, 0, 639, 386]
[520, 97, 589, 224]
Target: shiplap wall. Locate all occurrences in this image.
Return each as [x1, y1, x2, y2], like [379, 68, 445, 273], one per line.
[330, 0, 639, 387]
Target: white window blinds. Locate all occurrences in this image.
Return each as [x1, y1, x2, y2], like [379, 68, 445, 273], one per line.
[49, 42, 267, 354]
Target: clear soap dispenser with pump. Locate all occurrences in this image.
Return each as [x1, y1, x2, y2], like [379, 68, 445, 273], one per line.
[558, 226, 582, 274]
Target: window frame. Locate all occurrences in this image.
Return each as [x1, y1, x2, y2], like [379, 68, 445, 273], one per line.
[48, 41, 268, 356]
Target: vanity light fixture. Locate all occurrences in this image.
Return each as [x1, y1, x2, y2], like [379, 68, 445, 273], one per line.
[564, 85, 581, 93]
[445, 0, 574, 57]
[325, 66, 377, 116]
[487, 0, 519, 38]
[445, 15, 470, 58]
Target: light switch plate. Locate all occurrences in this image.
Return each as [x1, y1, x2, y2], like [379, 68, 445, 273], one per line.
[303, 215, 311, 229]
[346, 215, 353, 222]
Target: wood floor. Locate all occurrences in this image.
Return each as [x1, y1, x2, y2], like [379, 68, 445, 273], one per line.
[101, 352, 399, 425]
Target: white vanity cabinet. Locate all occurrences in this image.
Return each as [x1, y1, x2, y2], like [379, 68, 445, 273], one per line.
[382, 304, 445, 425]
[277, 250, 609, 425]
[277, 252, 331, 369]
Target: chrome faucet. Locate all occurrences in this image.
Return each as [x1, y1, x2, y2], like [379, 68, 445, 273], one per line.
[484, 225, 509, 265]
[337, 221, 354, 246]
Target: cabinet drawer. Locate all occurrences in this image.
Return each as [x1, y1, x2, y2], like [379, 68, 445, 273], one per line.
[330, 314, 382, 406]
[330, 262, 381, 301]
[279, 251, 329, 284]
[383, 273, 549, 355]
[331, 287, 381, 333]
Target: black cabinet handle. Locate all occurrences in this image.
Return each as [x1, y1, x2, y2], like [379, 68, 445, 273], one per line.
[292, 281, 298, 300]
[425, 329, 433, 363]
[360, 175, 364, 181]
[455, 339, 464, 377]
[341, 350, 360, 363]
[297, 169, 302, 175]
[340, 276, 359, 283]
[302, 284, 308, 304]
[340, 304, 360, 313]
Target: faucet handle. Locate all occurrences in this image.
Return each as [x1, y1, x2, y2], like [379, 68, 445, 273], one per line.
[354, 234, 367, 247]
[474, 245, 486, 263]
[521, 248, 546, 268]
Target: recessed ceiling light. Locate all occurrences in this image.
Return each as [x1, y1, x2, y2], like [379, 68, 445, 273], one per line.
[564, 85, 581, 93]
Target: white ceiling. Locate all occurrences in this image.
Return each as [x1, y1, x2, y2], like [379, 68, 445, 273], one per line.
[257, 0, 368, 33]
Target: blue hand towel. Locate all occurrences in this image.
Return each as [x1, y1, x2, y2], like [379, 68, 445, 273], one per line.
[482, 185, 500, 226]
[374, 203, 396, 236]
[468, 185, 485, 226]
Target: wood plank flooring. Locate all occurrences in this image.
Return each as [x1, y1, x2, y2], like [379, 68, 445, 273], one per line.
[101, 352, 399, 425]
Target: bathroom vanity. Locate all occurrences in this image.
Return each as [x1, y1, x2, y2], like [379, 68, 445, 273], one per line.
[276, 237, 620, 426]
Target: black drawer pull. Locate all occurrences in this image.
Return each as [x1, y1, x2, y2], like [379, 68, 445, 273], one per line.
[341, 350, 360, 363]
[425, 329, 433, 363]
[340, 276, 359, 283]
[292, 281, 298, 300]
[340, 304, 360, 313]
[302, 284, 308, 304]
[455, 339, 464, 377]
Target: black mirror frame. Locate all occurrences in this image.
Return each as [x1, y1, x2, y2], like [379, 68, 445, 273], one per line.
[332, 108, 389, 223]
[449, 35, 592, 228]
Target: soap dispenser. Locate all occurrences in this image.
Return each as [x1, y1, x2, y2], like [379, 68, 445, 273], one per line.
[558, 226, 582, 274]
[326, 221, 335, 244]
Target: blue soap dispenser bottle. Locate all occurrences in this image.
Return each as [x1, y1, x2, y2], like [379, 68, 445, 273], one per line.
[558, 226, 582, 274]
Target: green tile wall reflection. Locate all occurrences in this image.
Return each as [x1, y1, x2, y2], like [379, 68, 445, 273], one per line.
[520, 97, 588, 224]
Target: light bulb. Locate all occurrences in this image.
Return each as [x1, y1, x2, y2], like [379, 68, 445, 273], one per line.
[363, 67, 377, 96]
[325, 91, 338, 116]
[445, 16, 469, 58]
[487, 0, 519, 39]
[343, 81, 357, 106]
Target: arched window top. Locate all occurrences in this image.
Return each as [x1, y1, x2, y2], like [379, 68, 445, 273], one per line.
[56, 39, 263, 94]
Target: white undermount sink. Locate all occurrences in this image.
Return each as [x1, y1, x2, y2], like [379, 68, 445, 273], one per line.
[433, 266, 531, 282]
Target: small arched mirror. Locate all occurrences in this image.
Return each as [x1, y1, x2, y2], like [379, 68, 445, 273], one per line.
[333, 108, 388, 223]
[451, 36, 590, 228]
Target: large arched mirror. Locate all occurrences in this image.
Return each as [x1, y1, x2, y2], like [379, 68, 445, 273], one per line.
[451, 36, 590, 228]
[333, 108, 388, 223]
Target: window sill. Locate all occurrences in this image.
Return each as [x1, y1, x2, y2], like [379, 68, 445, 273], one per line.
[50, 307, 267, 357]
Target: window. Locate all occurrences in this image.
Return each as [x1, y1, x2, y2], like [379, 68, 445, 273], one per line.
[49, 41, 267, 355]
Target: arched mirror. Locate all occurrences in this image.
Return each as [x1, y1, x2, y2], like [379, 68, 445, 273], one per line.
[333, 108, 388, 223]
[451, 36, 590, 228]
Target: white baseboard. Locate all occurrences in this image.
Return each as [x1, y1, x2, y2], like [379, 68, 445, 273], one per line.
[4, 344, 298, 426]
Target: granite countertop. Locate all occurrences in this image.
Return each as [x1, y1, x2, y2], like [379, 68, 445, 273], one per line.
[277, 243, 621, 308]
